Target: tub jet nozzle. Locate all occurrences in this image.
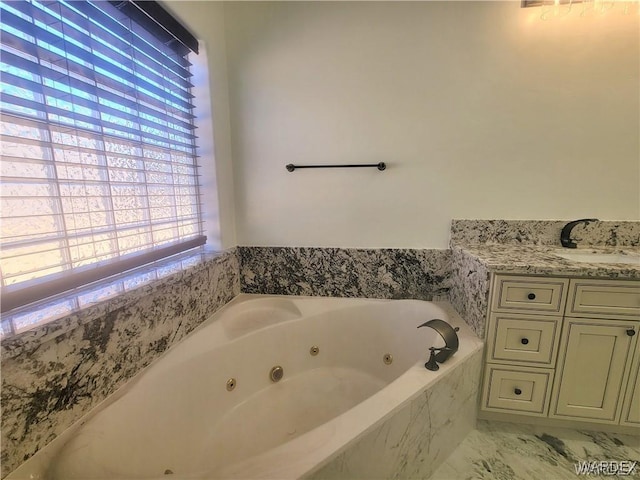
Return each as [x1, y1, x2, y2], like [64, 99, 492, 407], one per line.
[270, 366, 284, 382]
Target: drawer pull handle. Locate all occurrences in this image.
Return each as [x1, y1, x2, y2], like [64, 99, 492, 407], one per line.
[627, 329, 636, 337]
[527, 293, 536, 300]
[514, 388, 522, 396]
[521, 338, 529, 345]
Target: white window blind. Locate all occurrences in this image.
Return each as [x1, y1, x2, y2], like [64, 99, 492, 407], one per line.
[0, 0, 205, 312]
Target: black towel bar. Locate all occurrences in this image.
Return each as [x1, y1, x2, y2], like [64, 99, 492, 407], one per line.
[286, 162, 386, 172]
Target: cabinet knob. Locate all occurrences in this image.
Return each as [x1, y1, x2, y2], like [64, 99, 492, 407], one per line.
[527, 293, 536, 300]
[627, 329, 636, 337]
[514, 388, 522, 396]
[521, 338, 529, 345]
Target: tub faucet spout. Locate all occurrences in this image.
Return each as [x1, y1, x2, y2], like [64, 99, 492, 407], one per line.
[560, 218, 598, 248]
[417, 319, 460, 369]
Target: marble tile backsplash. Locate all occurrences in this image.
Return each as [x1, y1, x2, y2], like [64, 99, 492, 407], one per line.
[238, 246, 451, 300]
[1, 249, 240, 478]
[450, 220, 640, 247]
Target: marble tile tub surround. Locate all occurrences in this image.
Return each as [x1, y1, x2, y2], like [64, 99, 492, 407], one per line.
[238, 246, 451, 300]
[0, 249, 240, 478]
[307, 347, 483, 480]
[450, 219, 640, 247]
[448, 247, 491, 338]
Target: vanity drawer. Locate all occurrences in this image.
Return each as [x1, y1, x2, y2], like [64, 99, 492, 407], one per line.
[486, 313, 561, 366]
[567, 279, 640, 319]
[483, 366, 553, 416]
[491, 275, 569, 314]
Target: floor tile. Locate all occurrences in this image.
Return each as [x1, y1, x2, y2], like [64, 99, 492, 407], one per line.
[430, 420, 640, 480]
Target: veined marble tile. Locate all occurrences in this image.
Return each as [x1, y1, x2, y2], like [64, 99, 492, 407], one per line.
[238, 246, 451, 300]
[448, 247, 491, 338]
[456, 244, 639, 280]
[430, 420, 640, 480]
[1, 249, 240, 478]
[451, 220, 640, 247]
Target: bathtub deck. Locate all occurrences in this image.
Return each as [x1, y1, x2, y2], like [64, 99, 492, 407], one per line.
[429, 420, 640, 480]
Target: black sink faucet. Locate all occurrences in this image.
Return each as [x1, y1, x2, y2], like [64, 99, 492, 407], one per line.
[560, 218, 599, 248]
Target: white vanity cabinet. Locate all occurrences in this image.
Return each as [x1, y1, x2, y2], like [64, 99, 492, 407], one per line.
[480, 275, 640, 429]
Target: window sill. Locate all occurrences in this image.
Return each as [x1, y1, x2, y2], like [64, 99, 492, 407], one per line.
[1, 246, 233, 356]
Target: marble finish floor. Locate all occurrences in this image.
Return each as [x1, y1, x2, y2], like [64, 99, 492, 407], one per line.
[430, 420, 640, 480]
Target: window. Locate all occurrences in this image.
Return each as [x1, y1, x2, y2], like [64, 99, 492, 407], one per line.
[0, 0, 205, 313]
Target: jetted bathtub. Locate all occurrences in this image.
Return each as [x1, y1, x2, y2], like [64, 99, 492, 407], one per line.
[8, 295, 483, 480]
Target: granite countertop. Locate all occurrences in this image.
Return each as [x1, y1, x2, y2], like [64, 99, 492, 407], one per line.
[454, 244, 640, 279]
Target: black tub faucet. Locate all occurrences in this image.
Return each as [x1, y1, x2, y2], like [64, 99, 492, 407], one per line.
[417, 319, 460, 371]
[560, 218, 599, 248]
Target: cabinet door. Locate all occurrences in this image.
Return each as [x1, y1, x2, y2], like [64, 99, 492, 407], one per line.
[550, 318, 638, 423]
[621, 340, 640, 426]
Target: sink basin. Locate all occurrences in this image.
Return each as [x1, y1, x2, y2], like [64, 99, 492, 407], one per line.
[554, 250, 640, 265]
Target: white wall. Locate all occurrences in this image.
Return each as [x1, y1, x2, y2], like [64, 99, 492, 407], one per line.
[223, 1, 639, 249]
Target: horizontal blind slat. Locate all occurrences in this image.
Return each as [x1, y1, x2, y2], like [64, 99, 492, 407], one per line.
[0, 132, 200, 163]
[1, 227, 205, 265]
[0, 43, 196, 125]
[1, 206, 204, 220]
[6, 0, 194, 71]
[0, 46, 195, 126]
[1, 8, 195, 110]
[0, 176, 199, 189]
[28, 0, 194, 89]
[0, 74, 197, 137]
[2, 2, 193, 102]
[1, 101, 197, 151]
[6, 0, 194, 94]
[1, 218, 205, 249]
[1, 102, 197, 150]
[1, 155, 200, 175]
[79, 1, 193, 71]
